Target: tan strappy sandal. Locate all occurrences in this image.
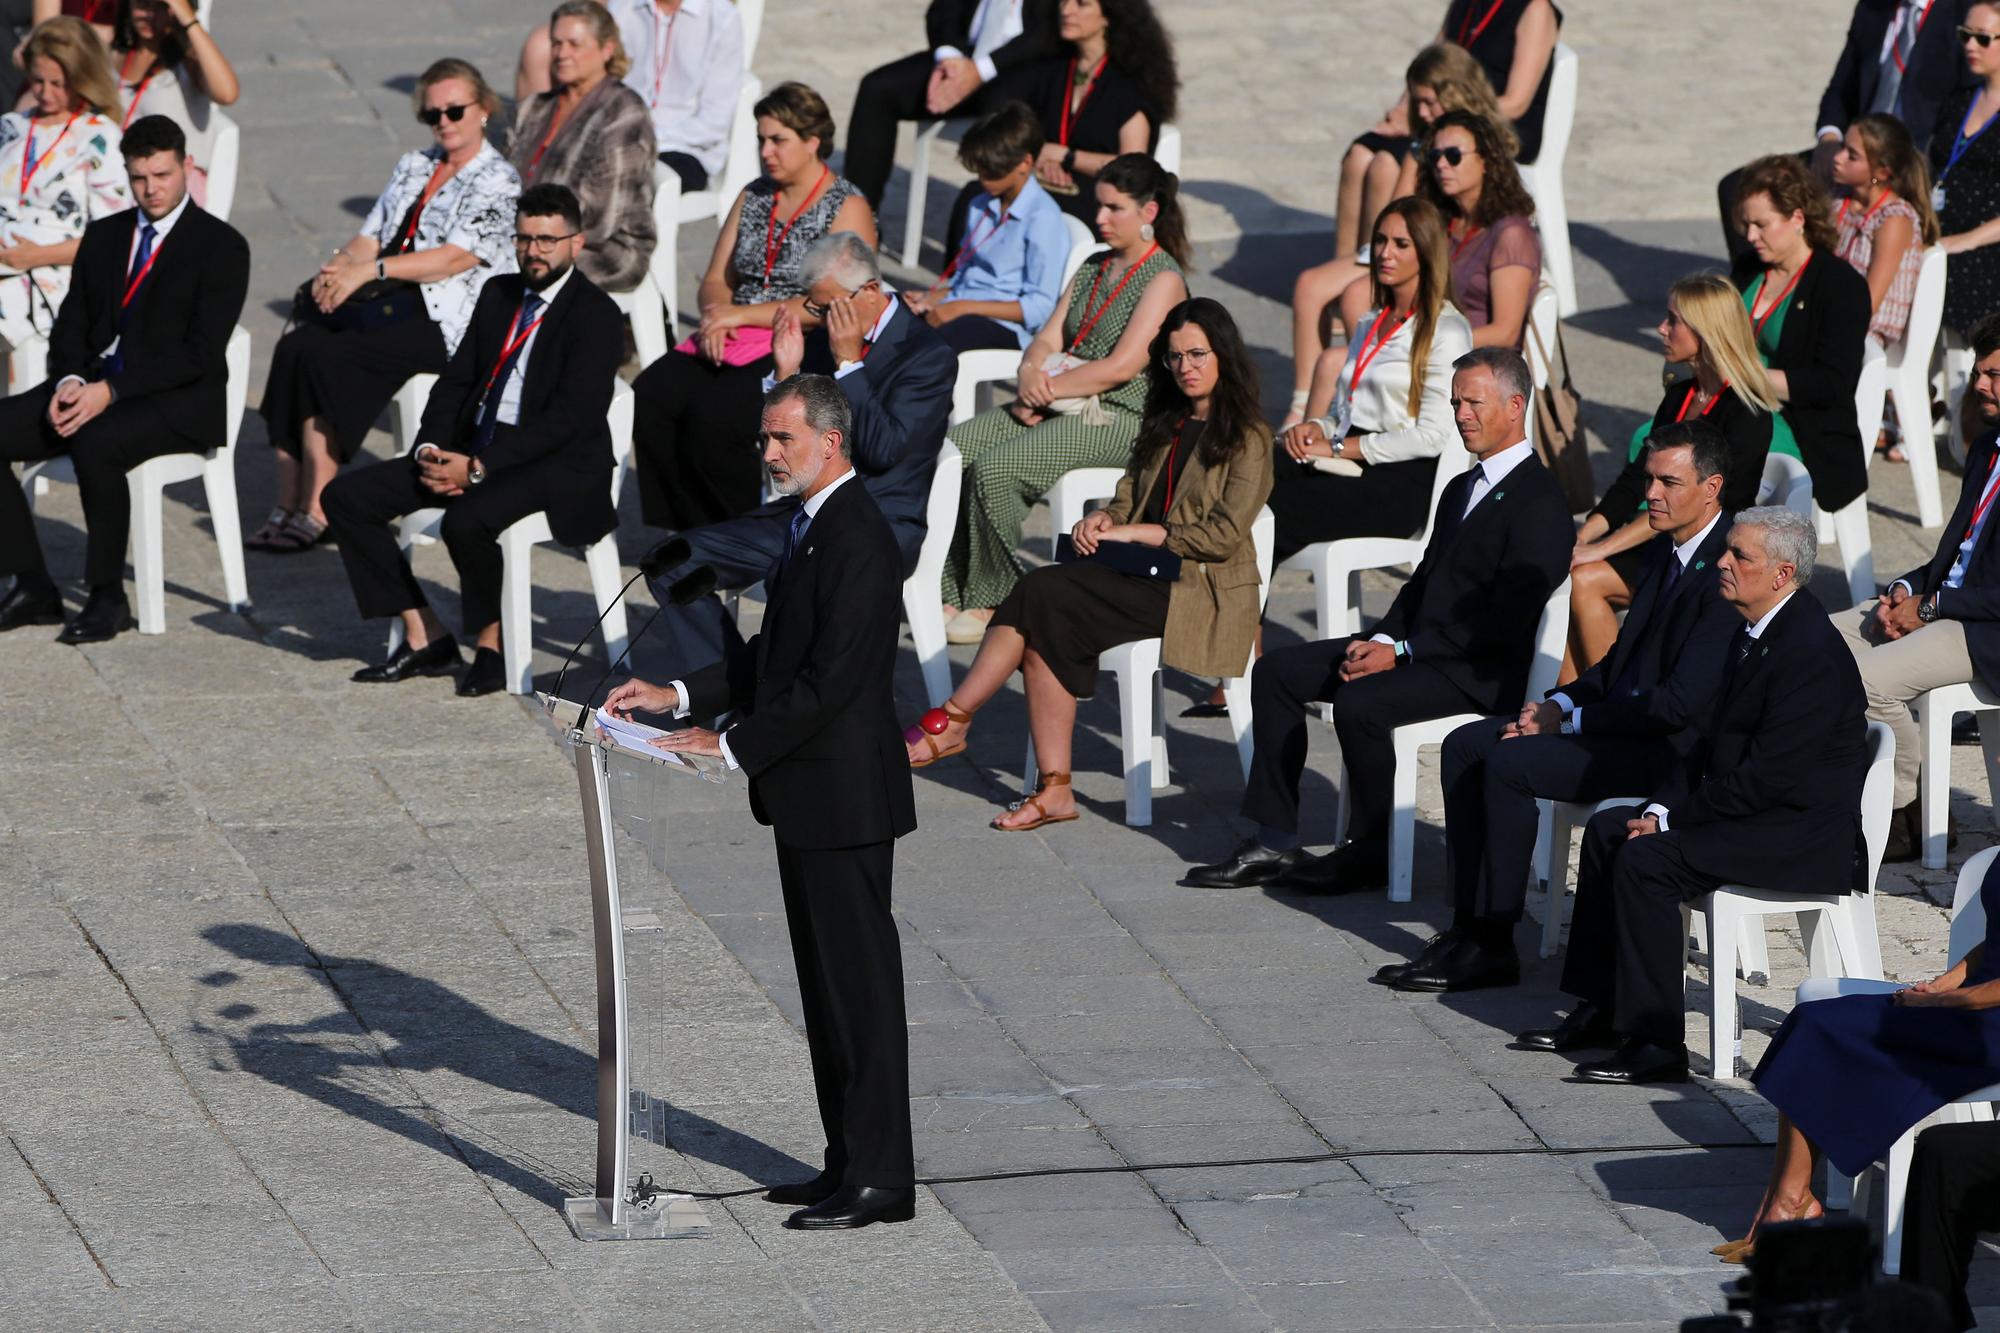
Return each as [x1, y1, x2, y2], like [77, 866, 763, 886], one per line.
[993, 771, 1078, 831]
[905, 700, 972, 768]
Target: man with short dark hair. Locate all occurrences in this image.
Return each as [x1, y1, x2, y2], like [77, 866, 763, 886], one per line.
[321, 183, 623, 697]
[0, 115, 249, 643]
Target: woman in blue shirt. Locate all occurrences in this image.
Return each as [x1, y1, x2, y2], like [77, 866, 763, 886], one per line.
[906, 101, 1072, 354]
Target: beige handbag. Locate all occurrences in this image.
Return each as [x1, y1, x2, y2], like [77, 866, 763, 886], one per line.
[1038, 351, 1113, 427]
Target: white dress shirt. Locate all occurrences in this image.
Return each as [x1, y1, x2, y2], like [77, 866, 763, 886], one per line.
[1309, 303, 1473, 466]
[670, 467, 861, 770]
[495, 266, 572, 427]
[935, 0, 1025, 85]
[61, 194, 190, 390]
[1368, 438, 1535, 657]
[611, 0, 746, 178]
[1646, 589, 1796, 830]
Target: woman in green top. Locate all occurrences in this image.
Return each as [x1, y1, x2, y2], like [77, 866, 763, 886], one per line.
[939, 153, 1191, 640]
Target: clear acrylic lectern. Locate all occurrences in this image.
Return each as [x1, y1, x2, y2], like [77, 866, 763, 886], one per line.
[542, 693, 725, 1242]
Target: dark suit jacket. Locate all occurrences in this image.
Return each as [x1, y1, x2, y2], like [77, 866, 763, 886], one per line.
[1557, 518, 1738, 757]
[925, 0, 1061, 77]
[50, 202, 249, 446]
[798, 299, 956, 574]
[1652, 591, 1870, 895]
[420, 271, 623, 547]
[683, 478, 918, 851]
[1370, 449, 1573, 710]
[1818, 0, 1975, 153]
[1899, 429, 2000, 693]
[1729, 253, 1872, 514]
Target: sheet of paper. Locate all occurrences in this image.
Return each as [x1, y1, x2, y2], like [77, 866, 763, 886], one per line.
[593, 709, 689, 768]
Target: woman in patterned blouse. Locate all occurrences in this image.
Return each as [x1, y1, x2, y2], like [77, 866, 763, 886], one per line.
[253, 58, 521, 552]
[629, 80, 875, 532]
[0, 18, 128, 362]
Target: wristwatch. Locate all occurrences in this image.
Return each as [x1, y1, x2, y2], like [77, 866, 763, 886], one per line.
[1918, 594, 1940, 623]
[467, 458, 488, 486]
[1329, 436, 1345, 457]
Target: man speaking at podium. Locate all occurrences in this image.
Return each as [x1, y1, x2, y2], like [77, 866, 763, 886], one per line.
[604, 374, 918, 1230]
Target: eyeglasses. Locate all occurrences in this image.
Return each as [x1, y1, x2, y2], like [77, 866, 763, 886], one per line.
[1960, 25, 2000, 46]
[1159, 348, 1213, 370]
[1426, 145, 1474, 167]
[802, 282, 878, 319]
[514, 231, 580, 251]
[419, 103, 472, 126]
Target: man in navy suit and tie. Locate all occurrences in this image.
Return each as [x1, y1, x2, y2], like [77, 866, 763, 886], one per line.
[0, 115, 249, 644]
[1381, 421, 1742, 994]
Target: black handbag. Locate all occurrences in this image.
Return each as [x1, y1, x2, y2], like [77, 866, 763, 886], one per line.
[291, 277, 424, 333]
[1055, 534, 1182, 581]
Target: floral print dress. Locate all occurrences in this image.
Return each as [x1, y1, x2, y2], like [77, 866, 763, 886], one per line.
[0, 110, 128, 349]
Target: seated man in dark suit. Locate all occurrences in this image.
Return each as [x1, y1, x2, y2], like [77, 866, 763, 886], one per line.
[1519, 507, 1870, 1085]
[1187, 347, 1573, 894]
[1379, 421, 1743, 994]
[0, 115, 250, 644]
[1904, 1120, 2000, 1331]
[321, 184, 623, 697]
[641, 230, 956, 688]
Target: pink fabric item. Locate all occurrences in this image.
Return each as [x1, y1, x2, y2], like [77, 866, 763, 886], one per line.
[672, 325, 775, 366]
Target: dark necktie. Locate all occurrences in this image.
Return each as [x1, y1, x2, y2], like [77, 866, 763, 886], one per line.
[106, 222, 157, 378]
[774, 504, 811, 590]
[472, 293, 544, 453]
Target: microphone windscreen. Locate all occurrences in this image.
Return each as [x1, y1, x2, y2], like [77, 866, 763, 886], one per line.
[639, 536, 692, 579]
[667, 565, 718, 606]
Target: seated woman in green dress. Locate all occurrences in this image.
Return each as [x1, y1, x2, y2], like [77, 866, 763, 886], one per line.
[937, 152, 1190, 643]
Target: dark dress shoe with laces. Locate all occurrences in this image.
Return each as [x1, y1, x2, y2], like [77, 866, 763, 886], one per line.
[1392, 937, 1520, 993]
[1372, 930, 1460, 986]
[352, 635, 462, 684]
[0, 581, 64, 632]
[1572, 1038, 1690, 1085]
[763, 1172, 840, 1206]
[56, 589, 135, 644]
[1275, 841, 1388, 895]
[1183, 838, 1305, 888]
[783, 1183, 916, 1230]
[456, 647, 507, 697]
[1515, 1001, 1618, 1053]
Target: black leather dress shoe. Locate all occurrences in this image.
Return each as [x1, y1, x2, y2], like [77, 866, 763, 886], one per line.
[1275, 842, 1388, 895]
[763, 1172, 840, 1206]
[1572, 1038, 1690, 1085]
[1371, 930, 1459, 986]
[352, 635, 462, 684]
[1515, 1001, 1618, 1053]
[456, 647, 506, 697]
[783, 1184, 916, 1230]
[1179, 700, 1230, 719]
[0, 581, 63, 632]
[56, 589, 134, 644]
[1392, 937, 1520, 993]
[1182, 838, 1305, 889]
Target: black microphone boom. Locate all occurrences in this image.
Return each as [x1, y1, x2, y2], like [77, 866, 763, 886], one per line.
[548, 541, 698, 704]
[550, 567, 646, 706]
[579, 564, 720, 712]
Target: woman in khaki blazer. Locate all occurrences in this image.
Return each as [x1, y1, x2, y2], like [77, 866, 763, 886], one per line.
[903, 297, 1274, 830]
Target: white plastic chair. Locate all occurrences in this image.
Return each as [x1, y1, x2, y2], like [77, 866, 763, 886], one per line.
[903, 440, 962, 707]
[1358, 579, 1570, 903]
[386, 382, 635, 695]
[1814, 341, 1884, 605]
[650, 76, 763, 333]
[1883, 246, 1948, 529]
[1045, 465, 1130, 559]
[1759, 450, 1814, 519]
[1820, 845, 2000, 1274]
[1914, 678, 2000, 870]
[1022, 508, 1277, 826]
[948, 217, 1103, 423]
[204, 109, 240, 223]
[391, 372, 439, 459]
[1515, 43, 1577, 317]
[1689, 720, 1894, 1078]
[22, 325, 251, 633]
[1522, 284, 1559, 393]
[1153, 123, 1182, 176]
[7, 334, 48, 394]
[735, 0, 763, 69]
[607, 278, 671, 369]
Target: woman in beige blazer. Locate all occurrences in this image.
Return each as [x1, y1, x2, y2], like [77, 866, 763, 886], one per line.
[904, 297, 1275, 830]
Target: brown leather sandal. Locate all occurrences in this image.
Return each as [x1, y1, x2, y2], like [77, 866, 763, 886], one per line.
[992, 771, 1078, 831]
[905, 700, 972, 768]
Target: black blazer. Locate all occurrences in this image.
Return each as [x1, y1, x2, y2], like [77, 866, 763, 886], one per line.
[419, 271, 623, 547]
[1370, 450, 1573, 710]
[925, 0, 1061, 77]
[1593, 386, 1774, 524]
[1557, 518, 1738, 757]
[682, 478, 918, 851]
[798, 299, 956, 574]
[1729, 253, 1872, 514]
[1899, 429, 2000, 693]
[50, 203, 249, 446]
[1652, 591, 1870, 896]
[1818, 0, 1976, 154]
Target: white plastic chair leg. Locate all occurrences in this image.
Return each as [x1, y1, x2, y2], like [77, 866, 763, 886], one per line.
[900, 120, 945, 268]
[1388, 742, 1420, 904]
[203, 453, 249, 611]
[1831, 498, 1875, 604]
[1707, 897, 1740, 1078]
[1149, 669, 1169, 791]
[1882, 1127, 1916, 1275]
[626, 276, 670, 369]
[499, 527, 536, 695]
[127, 469, 168, 635]
[1116, 659, 1155, 827]
[1222, 672, 1255, 780]
[1921, 694, 1955, 871]
[1539, 804, 1578, 958]
[902, 582, 952, 708]
[583, 534, 630, 672]
[1537, 173, 1577, 317]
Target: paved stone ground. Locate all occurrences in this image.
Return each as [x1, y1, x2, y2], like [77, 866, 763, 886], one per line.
[7, 0, 2000, 1329]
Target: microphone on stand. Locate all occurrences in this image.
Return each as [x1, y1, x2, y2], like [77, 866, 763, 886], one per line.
[549, 538, 693, 705]
[582, 564, 719, 718]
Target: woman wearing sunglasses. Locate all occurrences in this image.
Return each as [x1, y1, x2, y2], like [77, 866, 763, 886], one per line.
[1931, 4, 2000, 348]
[253, 58, 521, 553]
[1411, 110, 1540, 350]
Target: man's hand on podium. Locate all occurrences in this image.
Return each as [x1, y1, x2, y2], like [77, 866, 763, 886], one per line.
[603, 678, 680, 720]
[651, 727, 722, 758]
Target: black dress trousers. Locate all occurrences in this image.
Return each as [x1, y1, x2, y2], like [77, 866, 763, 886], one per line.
[629, 349, 772, 531]
[842, 51, 1027, 211]
[1902, 1120, 2000, 1331]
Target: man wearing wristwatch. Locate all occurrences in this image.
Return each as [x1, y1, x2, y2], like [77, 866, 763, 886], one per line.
[322, 184, 623, 697]
[1832, 315, 2000, 860]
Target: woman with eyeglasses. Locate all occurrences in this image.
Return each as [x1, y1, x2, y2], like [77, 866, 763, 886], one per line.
[253, 58, 521, 553]
[903, 297, 1272, 832]
[628, 80, 875, 533]
[1932, 4, 2000, 346]
[108, 0, 238, 209]
[503, 1, 655, 296]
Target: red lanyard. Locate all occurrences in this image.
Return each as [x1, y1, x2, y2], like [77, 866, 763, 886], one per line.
[1449, 223, 1485, 264]
[1057, 54, 1108, 147]
[1834, 190, 1895, 259]
[121, 228, 162, 309]
[1892, 0, 1938, 73]
[1969, 453, 2000, 539]
[651, 11, 678, 105]
[1162, 417, 1188, 512]
[764, 166, 830, 282]
[1067, 243, 1158, 349]
[525, 101, 572, 180]
[393, 162, 451, 252]
[1349, 310, 1412, 393]
[1455, 0, 1507, 46]
[19, 113, 78, 199]
[1674, 380, 1730, 422]
[939, 207, 1012, 285]
[1750, 254, 1811, 338]
[482, 299, 549, 398]
[121, 74, 157, 130]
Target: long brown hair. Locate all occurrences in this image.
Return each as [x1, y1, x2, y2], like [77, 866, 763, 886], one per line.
[1417, 109, 1536, 229]
[1369, 196, 1453, 417]
[24, 17, 120, 117]
[1734, 153, 1839, 253]
[1848, 113, 1942, 245]
[1134, 298, 1265, 468]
